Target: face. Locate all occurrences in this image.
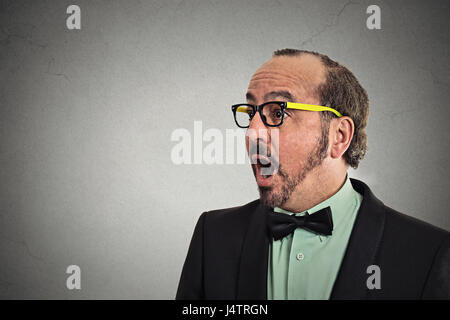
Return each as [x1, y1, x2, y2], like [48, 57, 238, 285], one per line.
[246, 54, 330, 208]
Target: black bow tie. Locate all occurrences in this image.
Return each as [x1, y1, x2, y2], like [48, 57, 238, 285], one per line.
[267, 206, 334, 240]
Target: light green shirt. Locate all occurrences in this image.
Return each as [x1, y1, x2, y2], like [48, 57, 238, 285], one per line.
[267, 174, 363, 300]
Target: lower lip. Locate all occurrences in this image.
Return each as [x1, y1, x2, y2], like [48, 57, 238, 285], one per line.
[255, 165, 274, 187]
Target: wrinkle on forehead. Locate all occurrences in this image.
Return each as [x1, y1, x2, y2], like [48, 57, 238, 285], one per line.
[247, 54, 326, 103]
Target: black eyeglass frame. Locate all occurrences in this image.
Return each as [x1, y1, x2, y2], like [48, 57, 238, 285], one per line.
[231, 101, 288, 128]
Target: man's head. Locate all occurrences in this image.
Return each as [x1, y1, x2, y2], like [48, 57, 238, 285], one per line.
[245, 49, 369, 210]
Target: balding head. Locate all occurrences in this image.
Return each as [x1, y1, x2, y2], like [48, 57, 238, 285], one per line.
[248, 53, 327, 107]
[270, 49, 369, 169]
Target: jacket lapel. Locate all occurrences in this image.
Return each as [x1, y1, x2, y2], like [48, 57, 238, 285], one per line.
[330, 178, 386, 299]
[236, 202, 270, 299]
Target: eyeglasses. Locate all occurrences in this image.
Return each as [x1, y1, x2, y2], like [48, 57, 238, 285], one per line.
[231, 101, 343, 128]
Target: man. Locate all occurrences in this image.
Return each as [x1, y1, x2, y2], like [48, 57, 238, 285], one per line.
[176, 49, 449, 299]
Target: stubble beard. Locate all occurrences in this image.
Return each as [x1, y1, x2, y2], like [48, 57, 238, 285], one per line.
[257, 122, 329, 208]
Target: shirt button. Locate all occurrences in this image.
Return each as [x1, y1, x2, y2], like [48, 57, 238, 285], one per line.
[296, 252, 305, 261]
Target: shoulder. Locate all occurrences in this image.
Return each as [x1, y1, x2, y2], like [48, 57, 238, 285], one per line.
[384, 205, 448, 239]
[195, 200, 262, 255]
[350, 177, 449, 242]
[382, 204, 449, 250]
[201, 199, 261, 228]
[350, 177, 449, 265]
[379, 205, 450, 298]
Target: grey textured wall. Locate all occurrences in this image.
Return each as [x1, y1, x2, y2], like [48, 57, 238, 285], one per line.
[0, 0, 449, 299]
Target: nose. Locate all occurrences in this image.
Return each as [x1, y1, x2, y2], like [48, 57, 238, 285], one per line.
[248, 111, 267, 131]
[247, 111, 271, 153]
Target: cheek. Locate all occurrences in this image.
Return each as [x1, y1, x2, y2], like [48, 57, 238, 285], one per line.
[277, 130, 318, 168]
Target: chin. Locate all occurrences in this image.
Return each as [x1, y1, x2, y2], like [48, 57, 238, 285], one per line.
[258, 184, 285, 208]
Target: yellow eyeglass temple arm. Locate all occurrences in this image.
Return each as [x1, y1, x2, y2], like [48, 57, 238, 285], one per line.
[235, 103, 342, 117]
[287, 102, 343, 118]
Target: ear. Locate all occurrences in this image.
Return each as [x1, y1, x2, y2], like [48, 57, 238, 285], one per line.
[329, 116, 354, 159]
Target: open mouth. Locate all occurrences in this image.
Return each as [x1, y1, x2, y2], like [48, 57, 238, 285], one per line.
[248, 142, 279, 186]
[251, 154, 278, 186]
[253, 155, 273, 177]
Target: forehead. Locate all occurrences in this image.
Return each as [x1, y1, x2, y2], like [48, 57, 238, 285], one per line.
[247, 54, 326, 103]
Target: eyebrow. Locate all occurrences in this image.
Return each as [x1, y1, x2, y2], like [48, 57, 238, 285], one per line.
[245, 90, 294, 103]
[246, 92, 256, 102]
[264, 90, 294, 101]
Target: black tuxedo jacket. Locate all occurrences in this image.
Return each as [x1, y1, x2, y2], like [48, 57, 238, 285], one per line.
[176, 178, 449, 299]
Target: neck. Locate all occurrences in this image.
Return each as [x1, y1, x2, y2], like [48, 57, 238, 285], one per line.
[280, 167, 347, 213]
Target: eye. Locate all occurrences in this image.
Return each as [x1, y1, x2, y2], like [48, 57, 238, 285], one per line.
[273, 109, 283, 119]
